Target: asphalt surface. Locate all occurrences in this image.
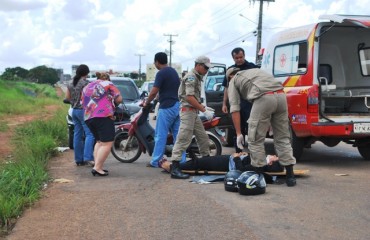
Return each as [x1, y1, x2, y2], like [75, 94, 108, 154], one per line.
[6, 114, 370, 240]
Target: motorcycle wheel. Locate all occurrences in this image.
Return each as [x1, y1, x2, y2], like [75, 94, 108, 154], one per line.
[189, 134, 222, 158]
[208, 134, 222, 156]
[111, 129, 142, 163]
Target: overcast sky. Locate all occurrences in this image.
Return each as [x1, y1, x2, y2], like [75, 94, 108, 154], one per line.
[0, 0, 369, 75]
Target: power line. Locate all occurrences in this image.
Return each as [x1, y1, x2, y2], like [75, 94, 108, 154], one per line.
[239, 13, 257, 25]
[178, 31, 255, 64]
[202, 32, 255, 56]
[168, 0, 248, 37]
[137, 0, 251, 63]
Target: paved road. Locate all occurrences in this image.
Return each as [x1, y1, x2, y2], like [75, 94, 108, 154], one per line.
[7, 113, 370, 240]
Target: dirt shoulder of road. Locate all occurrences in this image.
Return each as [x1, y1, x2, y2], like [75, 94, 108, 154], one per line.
[6, 145, 259, 240]
[0, 87, 65, 238]
[5, 150, 81, 239]
[0, 87, 64, 161]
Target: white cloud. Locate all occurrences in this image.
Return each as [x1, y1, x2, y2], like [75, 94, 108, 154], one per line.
[28, 35, 82, 57]
[0, 0, 370, 74]
[0, 0, 47, 12]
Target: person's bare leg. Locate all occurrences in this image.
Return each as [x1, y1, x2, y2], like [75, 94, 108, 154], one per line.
[159, 159, 171, 172]
[94, 141, 113, 173]
[94, 141, 101, 161]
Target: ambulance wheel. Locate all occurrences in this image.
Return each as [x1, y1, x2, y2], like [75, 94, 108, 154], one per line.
[358, 145, 370, 160]
[290, 127, 304, 161]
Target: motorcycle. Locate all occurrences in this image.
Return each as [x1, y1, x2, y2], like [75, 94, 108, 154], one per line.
[111, 102, 223, 163]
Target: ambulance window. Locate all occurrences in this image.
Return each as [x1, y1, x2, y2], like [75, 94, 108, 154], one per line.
[359, 48, 370, 76]
[273, 42, 307, 76]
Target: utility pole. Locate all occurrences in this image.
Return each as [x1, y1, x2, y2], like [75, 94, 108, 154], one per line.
[252, 0, 274, 64]
[135, 53, 145, 81]
[164, 33, 178, 67]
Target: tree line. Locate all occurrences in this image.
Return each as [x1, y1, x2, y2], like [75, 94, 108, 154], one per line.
[0, 65, 150, 86]
[1, 66, 60, 85]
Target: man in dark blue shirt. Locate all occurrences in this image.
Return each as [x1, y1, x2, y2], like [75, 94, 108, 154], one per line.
[222, 47, 259, 153]
[144, 52, 185, 167]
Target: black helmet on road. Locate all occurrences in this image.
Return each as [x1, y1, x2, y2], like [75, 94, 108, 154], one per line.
[237, 171, 266, 195]
[224, 170, 242, 192]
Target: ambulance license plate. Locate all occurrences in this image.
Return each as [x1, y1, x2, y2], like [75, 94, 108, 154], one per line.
[353, 123, 370, 133]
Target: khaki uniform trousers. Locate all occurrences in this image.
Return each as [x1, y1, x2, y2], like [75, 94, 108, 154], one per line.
[247, 93, 296, 167]
[171, 109, 210, 161]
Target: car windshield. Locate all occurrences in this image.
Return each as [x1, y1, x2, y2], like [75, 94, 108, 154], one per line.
[148, 82, 154, 91]
[207, 66, 225, 76]
[141, 81, 154, 92]
[111, 80, 140, 101]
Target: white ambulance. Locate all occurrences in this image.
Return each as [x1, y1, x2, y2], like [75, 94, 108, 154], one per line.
[260, 14, 370, 160]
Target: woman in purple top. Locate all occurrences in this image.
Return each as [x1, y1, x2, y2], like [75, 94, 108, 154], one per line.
[82, 72, 122, 176]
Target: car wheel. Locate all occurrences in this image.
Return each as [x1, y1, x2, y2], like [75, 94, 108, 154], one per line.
[68, 127, 74, 149]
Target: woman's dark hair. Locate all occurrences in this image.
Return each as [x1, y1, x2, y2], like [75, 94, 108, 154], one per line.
[73, 64, 90, 86]
[154, 52, 168, 65]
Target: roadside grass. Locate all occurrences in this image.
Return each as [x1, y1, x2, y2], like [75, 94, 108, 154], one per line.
[0, 121, 8, 132]
[0, 80, 59, 117]
[0, 80, 68, 235]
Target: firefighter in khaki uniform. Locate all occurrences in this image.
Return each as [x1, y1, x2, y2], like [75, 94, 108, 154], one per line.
[226, 67, 297, 187]
[170, 56, 214, 179]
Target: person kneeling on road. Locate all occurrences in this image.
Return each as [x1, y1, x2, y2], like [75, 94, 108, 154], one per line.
[226, 67, 297, 187]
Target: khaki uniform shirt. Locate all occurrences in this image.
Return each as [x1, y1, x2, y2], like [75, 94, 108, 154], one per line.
[228, 69, 283, 113]
[178, 69, 203, 107]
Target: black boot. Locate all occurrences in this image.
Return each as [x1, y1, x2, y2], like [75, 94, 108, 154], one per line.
[285, 165, 296, 187]
[170, 161, 190, 179]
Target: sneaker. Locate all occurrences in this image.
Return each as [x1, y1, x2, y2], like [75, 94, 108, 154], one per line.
[85, 161, 95, 167]
[146, 162, 155, 168]
[76, 162, 85, 166]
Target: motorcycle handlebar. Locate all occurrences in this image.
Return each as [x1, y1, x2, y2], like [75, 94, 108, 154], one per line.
[139, 99, 153, 111]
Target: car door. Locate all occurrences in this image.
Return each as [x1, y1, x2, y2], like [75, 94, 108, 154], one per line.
[203, 63, 232, 128]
